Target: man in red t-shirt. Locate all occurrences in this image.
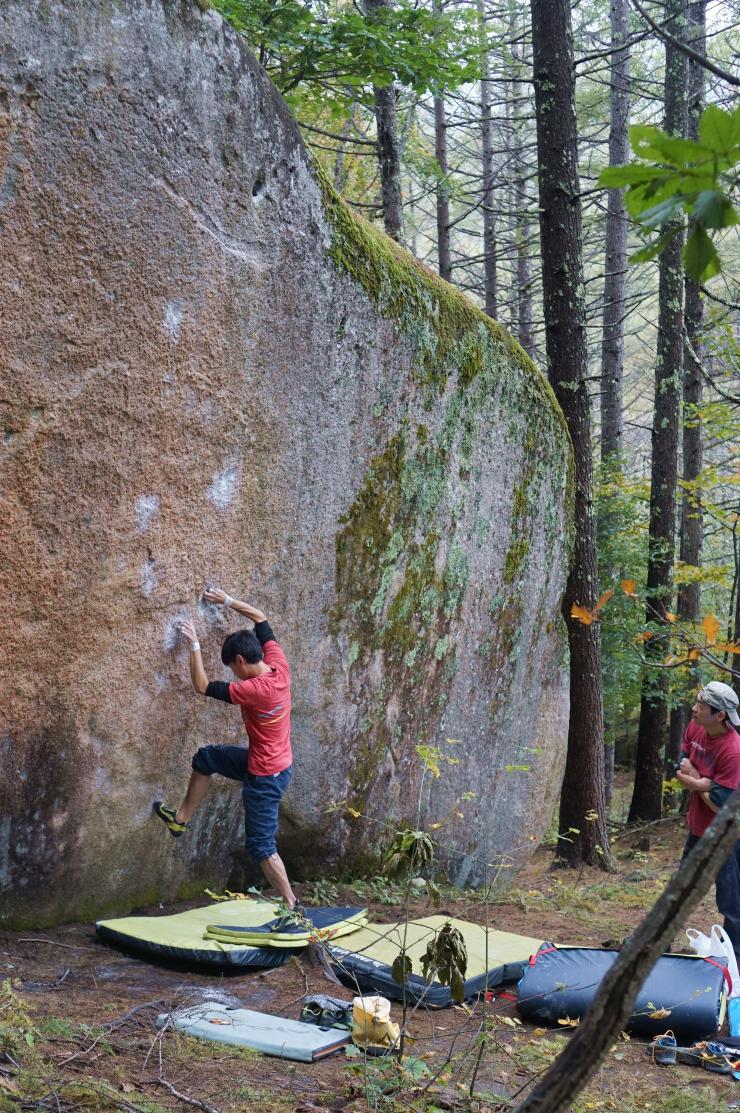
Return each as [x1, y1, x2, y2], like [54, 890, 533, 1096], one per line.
[677, 681, 740, 960]
[153, 588, 296, 910]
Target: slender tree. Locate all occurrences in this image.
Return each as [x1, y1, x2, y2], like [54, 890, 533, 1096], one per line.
[629, 0, 689, 824]
[531, 0, 614, 869]
[599, 0, 631, 807]
[434, 93, 452, 280]
[669, 0, 707, 759]
[478, 0, 498, 318]
[364, 0, 404, 242]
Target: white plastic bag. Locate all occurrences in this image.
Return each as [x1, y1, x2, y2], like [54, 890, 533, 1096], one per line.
[686, 925, 739, 996]
[710, 924, 740, 998]
[685, 927, 712, 957]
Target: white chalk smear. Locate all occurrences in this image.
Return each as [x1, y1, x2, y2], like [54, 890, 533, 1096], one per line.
[164, 300, 185, 341]
[206, 460, 239, 510]
[135, 494, 159, 532]
[164, 613, 189, 651]
[140, 560, 158, 597]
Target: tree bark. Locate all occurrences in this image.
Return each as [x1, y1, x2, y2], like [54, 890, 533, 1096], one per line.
[478, 0, 497, 319]
[599, 0, 630, 809]
[364, 0, 404, 242]
[434, 93, 452, 282]
[531, 0, 614, 870]
[600, 0, 629, 464]
[669, 0, 707, 762]
[511, 14, 535, 359]
[629, 0, 688, 824]
[514, 790, 740, 1113]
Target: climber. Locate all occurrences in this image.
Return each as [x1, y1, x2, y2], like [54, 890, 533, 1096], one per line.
[153, 588, 297, 910]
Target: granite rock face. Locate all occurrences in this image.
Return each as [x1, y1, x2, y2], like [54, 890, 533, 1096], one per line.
[0, 0, 573, 926]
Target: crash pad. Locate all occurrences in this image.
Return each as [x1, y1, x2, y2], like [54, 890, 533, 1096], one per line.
[158, 1004, 350, 1061]
[96, 900, 365, 967]
[329, 916, 544, 1007]
[204, 906, 368, 947]
[517, 943, 729, 1041]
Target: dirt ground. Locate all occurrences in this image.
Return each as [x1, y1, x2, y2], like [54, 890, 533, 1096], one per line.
[2, 811, 739, 1113]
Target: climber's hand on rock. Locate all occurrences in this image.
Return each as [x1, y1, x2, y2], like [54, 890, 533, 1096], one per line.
[204, 588, 228, 606]
[179, 618, 198, 644]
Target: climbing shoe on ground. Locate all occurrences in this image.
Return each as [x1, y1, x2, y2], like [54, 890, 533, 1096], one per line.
[300, 994, 353, 1030]
[153, 801, 190, 838]
[646, 1033, 677, 1066]
[675, 1042, 732, 1074]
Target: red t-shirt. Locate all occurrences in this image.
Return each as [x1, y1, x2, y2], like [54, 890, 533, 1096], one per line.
[682, 719, 740, 836]
[228, 639, 292, 776]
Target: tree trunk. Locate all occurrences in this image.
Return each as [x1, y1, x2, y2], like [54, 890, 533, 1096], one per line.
[434, 93, 452, 282]
[628, 0, 688, 824]
[478, 0, 497, 319]
[531, 0, 614, 870]
[511, 16, 535, 359]
[600, 0, 629, 464]
[513, 789, 740, 1113]
[364, 0, 404, 242]
[669, 0, 707, 763]
[599, 0, 630, 810]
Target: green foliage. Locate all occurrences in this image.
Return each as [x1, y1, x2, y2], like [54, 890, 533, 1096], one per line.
[212, 0, 482, 111]
[383, 828, 435, 879]
[303, 877, 340, 905]
[598, 103, 740, 279]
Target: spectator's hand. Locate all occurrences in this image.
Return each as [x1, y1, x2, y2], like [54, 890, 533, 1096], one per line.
[680, 757, 698, 777]
[179, 618, 198, 643]
[204, 588, 228, 606]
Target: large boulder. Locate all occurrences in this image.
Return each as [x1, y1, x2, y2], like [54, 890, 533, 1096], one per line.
[0, 0, 573, 927]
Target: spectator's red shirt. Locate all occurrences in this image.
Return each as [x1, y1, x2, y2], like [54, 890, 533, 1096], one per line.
[682, 719, 740, 836]
[228, 639, 292, 776]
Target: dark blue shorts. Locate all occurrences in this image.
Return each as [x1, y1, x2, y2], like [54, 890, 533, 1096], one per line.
[191, 745, 292, 863]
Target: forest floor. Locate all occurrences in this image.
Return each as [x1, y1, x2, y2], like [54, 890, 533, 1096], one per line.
[2, 793, 738, 1113]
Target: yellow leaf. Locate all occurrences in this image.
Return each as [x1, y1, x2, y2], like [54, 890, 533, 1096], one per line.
[430, 822, 443, 830]
[647, 1008, 671, 1019]
[346, 807, 361, 818]
[664, 654, 676, 666]
[635, 631, 654, 643]
[557, 1017, 580, 1028]
[665, 612, 677, 623]
[571, 603, 594, 625]
[533, 1028, 548, 1038]
[621, 579, 637, 596]
[594, 588, 615, 614]
[715, 642, 740, 654]
[688, 647, 701, 661]
[702, 613, 720, 644]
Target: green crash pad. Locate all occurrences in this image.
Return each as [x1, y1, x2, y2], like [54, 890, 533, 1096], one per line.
[96, 901, 367, 968]
[158, 1004, 351, 1061]
[204, 906, 368, 947]
[329, 916, 545, 1006]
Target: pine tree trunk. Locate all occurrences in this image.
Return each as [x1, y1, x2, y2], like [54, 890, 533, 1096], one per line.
[434, 93, 452, 282]
[531, 0, 614, 870]
[629, 0, 688, 824]
[600, 0, 629, 463]
[364, 0, 404, 242]
[478, 0, 497, 318]
[670, 0, 707, 763]
[511, 17, 535, 359]
[599, 0, 630, 809]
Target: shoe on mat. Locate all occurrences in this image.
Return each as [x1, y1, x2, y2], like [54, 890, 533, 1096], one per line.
[153, 801, 190, 838]
[676, 1043, 731, 1074]
[646, 1033, 677, 1066]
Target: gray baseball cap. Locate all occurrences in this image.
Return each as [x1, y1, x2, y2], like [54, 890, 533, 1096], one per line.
[698, 681, 740, 726]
